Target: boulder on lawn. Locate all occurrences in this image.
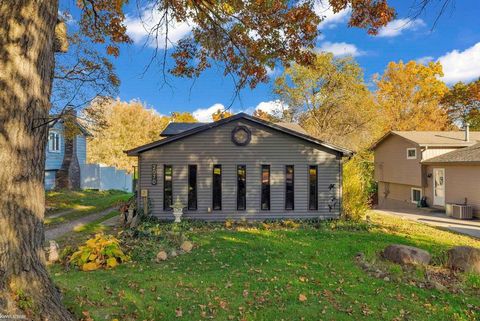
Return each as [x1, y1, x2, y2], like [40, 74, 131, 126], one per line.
[156, 251, 168, 262]
[180, 241, 193, 253]
[447, 246, 480, 274]
[382, 244, 431, 266]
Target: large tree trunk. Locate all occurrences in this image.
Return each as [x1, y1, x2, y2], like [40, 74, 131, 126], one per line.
[0, 1, 74, 320]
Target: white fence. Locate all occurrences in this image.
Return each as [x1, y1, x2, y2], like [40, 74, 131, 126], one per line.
[81, 164, 132, 192]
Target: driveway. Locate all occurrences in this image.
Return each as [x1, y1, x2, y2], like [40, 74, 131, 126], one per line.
[373, 208, 480, 238]
[45, 207, 117, 241]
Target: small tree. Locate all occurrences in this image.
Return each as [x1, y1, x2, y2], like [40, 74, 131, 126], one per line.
[342, 152, 376, 221]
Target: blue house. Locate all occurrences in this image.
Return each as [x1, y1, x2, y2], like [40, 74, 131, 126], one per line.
[45, 119, 91, 190]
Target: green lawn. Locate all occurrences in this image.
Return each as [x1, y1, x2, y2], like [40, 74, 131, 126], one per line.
[51, 213, 480, 321]
[45, 189, 132, 226]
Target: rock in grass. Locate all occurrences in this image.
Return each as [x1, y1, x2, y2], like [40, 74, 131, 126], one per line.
[156, 251, 168, 262]
[447, 246, 480, 274]
[180, 241, 193, 253]
[382, 244, 431, 266]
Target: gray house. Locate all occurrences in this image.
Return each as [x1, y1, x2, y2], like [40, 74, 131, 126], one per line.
[126, 113, 351, 221]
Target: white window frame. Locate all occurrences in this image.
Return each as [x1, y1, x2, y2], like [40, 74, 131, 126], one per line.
[406, 148, 417, 159]
[48, 130, 61, 153]
[411, 188, 422, 204]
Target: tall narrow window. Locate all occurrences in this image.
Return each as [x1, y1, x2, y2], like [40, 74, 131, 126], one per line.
[164, 165, 173, 210]
[309, 165, 318, 210]
[237, 165, 246, 210]
[285, 165, 294, 210]
[188, 165, 197, 210]
[261, 165, 270, 210]
[212, 165, 222, 210]
[48, 131, 60, 152]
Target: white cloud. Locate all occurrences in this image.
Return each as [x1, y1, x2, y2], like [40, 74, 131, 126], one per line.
[314, 2, 351, 29]
[125, 6, 194, 48]
[266, 66, 281, 77]
[377, 18, 425, 38]
[438, 42, 480, 84]
[192, 103, 225, 122]
[317, 41, 363, 57]
[58, 10, 75, 25]
[254, 100, 288, 117]
[416, 56, 434, 65]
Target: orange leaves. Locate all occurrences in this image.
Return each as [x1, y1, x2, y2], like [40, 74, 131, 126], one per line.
[298, 293, 307, 302]
[347, 0, 396, 35]
[106, 45, 119, 57]
[75, 0, 396, 90]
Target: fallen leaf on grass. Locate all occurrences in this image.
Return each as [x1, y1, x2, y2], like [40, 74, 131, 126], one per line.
[175, 308, 183, 317]
[298, 294, 307, 302]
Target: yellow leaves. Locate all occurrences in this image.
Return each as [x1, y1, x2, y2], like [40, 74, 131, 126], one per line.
[82, 262, 100, 271]
[70, 233, 129, 271]
[376, 60, 451, 132]
[107, 257, 118, 268]
[221, 3, 235, 15]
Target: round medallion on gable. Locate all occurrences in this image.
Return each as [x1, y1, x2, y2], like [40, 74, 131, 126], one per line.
[231, 126, 251, 146]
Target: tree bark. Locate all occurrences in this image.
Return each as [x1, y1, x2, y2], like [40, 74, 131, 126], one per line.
[0, 1, 74, 320]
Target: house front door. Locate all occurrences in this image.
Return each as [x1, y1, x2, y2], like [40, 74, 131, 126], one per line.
[433, 168, 445, 207]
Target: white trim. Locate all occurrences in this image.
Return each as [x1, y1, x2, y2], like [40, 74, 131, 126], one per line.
[411, 187, 422, 204]
[48, 130, 61, 153]
[406, 148, 417, 159]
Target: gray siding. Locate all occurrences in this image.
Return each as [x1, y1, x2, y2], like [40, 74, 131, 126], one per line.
[137, 120, 341, 221]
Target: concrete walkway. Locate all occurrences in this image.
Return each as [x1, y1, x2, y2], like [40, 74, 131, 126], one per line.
[45, 207, 117, 241]
[374, 208, 480, 238]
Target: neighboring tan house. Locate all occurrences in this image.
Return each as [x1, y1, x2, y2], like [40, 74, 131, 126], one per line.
[126, 113, 352, 221]
[372, 128, 480, 216]
[45, 118, 91, 190]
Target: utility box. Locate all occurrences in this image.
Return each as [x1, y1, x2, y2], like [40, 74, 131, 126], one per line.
[446, 203, 473, 220]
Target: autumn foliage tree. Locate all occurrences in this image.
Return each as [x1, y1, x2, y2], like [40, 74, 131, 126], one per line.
[375, 60, 451, 132]
[275, 53, 378, 150]
[212, 109, 234, 121]
[0, 0, 399, 319]
[170, 111, 198, 123]
[441, 79, 480, 129]
[85, 100, 170, 172]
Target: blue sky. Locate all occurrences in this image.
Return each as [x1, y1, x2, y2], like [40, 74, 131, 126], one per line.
[61, 1, 480, 122]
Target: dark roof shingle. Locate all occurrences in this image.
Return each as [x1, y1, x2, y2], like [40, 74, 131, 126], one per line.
[160, 122, 207, 136]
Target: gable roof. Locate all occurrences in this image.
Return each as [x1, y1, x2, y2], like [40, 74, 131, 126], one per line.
[160, 122, 207, 136]
[371, 131, 480, 150]
[126, 113, 352, 156]
[422, 143, 480, 164]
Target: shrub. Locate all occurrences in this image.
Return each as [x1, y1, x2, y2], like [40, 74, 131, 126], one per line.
[342, 152, 375, 221]
[70, 234, 129, 271]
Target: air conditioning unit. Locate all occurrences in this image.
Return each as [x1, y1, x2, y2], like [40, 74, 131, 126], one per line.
[446, 204, 473, 220]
